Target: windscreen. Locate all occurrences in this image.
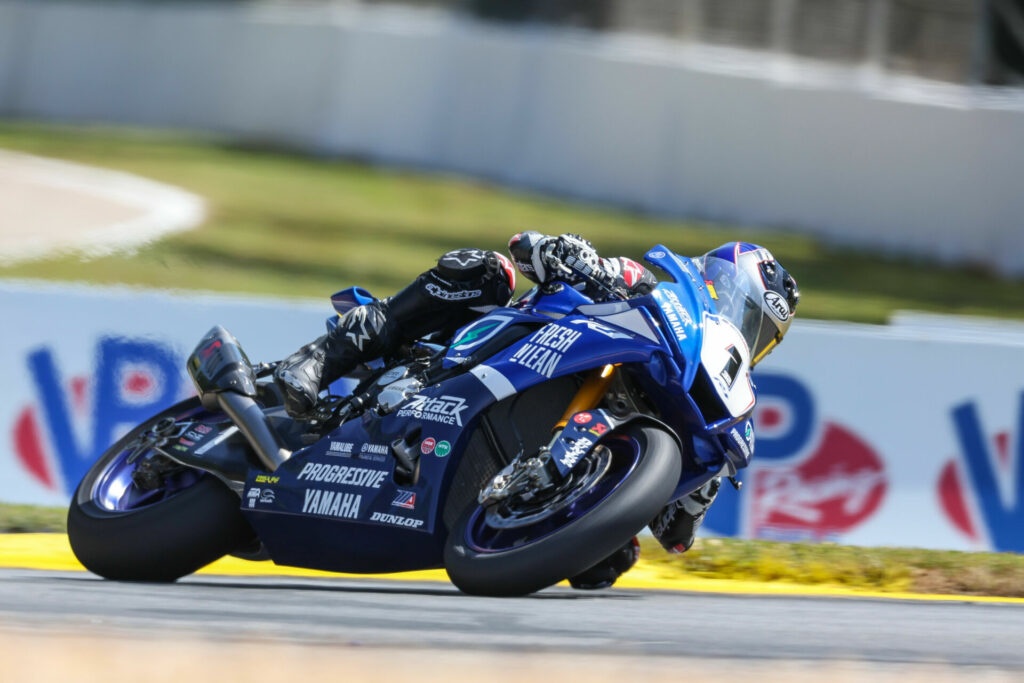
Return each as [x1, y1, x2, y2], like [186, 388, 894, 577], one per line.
[700, 256, 770, 359]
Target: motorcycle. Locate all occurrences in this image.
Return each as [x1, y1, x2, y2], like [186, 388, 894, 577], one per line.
[68, 245, 757, 596]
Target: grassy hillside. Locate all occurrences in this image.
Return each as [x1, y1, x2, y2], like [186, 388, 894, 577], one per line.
[1, 121, 1023, 323]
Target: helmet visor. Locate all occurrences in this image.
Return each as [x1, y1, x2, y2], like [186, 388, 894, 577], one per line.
[700, 256, 773, 360]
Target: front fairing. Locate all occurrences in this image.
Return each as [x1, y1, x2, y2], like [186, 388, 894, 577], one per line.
[643, 246, 755, 435]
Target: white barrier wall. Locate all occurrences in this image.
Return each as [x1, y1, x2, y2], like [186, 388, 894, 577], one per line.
[1, 2, 1023, 274]
[1, 280, 1022, 553]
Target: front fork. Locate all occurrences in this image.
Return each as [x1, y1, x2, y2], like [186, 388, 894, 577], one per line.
[478, 365, 617, 505]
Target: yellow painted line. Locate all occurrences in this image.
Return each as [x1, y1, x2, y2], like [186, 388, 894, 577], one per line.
[3, 534, 1022, 604]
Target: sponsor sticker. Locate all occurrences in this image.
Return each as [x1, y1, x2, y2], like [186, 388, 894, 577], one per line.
[328, 441, 355, 457]
[194, 424, 213, 435]
[560, 436, 593, 468]
[508, 325, 582, 378]
[764, 291, 790, 321]
[434, 440, 451, 457]
[178, 438, 195, 447]
[254, 474, 279, 484]
[392, 490, 417, 510]
[397, 395, 468, 426]
[588, 422, 609, 437]
[185, 430, 204, 441]
[451, 319, 503, 351]
[649, 250, 666, 259]
[370, 511, 424, 528]
[246, 487, 275, 509]
[302, 489, 361, 519]
[297, 462, 388, 489]
[573, 412, 593, 425]
[421, 437, 436, 455]
[658, 289, 693, 343]
[425, 283, 481, 302]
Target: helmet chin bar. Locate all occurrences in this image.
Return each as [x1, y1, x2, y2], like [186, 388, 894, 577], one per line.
[751, 336, 779, 367]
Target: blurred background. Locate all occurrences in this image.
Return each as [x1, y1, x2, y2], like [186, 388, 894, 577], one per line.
[1, 0, 1023, 555]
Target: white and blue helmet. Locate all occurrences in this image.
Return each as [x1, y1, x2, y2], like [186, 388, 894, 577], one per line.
[699, 242, 800, 366]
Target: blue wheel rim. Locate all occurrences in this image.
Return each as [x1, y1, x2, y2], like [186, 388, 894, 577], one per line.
[91, 404, 209, 512]
[464, 434, 642, 553]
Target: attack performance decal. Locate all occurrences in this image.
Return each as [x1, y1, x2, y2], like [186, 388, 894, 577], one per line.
[507, 325, 582, 378]
[397, 395, 468, 426]
[297, 463, 388, 489]
[302, 489, 361, 519]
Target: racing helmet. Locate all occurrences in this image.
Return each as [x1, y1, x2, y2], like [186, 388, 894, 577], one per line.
[698, 242, 799, 366]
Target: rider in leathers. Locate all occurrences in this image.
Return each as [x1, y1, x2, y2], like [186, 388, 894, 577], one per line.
[275, 232, 798, 589]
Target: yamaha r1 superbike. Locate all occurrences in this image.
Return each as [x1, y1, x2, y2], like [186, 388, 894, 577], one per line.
[68, 245, 756, 596]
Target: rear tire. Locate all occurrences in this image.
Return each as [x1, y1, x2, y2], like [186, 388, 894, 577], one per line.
[444, 424, 681, 597]
[67, 399, 255, 582]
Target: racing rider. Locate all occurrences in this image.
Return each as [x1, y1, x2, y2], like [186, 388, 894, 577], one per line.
[275, 233, 799, 589]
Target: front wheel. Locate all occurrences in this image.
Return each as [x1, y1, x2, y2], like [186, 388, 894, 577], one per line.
[67, 398, 255, 582]
[444, 424, 682, 596]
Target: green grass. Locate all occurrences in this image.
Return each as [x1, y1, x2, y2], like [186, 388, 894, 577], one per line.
[638, 536, 1024, 597]
[1, 120, 1023, 323]
[0, 503, 66, 534]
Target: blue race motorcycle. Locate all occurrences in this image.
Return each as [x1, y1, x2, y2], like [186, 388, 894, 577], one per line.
[68, 245, 757, 596]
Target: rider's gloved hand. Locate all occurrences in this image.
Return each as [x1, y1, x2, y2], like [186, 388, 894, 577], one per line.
[568, 537, 640, 590]
[543, 234, 622, 294]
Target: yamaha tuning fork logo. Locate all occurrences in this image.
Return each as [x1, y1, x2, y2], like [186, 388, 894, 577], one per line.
[12, 338, 185, 496]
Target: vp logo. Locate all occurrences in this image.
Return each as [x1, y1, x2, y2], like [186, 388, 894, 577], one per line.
[13, 338, 183, 495]
[939, 394, 1024, 552]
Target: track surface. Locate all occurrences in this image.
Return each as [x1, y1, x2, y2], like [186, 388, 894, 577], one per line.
[1, 569, 1022, 670]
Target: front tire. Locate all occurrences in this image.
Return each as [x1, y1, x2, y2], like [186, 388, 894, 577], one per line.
[67, 399, 255, 582]
[444, 424, 681, 596]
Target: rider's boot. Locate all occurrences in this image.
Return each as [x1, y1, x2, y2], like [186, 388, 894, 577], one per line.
[649, 477, 721, 553]
[274, 302, 391, 417]
[568, 537, 640, 590]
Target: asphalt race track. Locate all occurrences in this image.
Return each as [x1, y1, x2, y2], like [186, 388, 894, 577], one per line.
[1, 569, 1022, 679]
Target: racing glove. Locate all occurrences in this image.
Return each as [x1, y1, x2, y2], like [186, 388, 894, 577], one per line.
[509, 232, 648, 299]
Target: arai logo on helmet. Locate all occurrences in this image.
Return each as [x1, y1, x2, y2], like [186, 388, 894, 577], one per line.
[764, 291, 790, 321]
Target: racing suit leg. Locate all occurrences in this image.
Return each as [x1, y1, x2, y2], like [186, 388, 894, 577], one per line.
[649, 477, 721, 553]
[274, 248, 515, 417]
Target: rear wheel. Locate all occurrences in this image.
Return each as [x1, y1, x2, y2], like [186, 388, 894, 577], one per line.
[444, 424, 681, 596]
[67, 398, 255, 582]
